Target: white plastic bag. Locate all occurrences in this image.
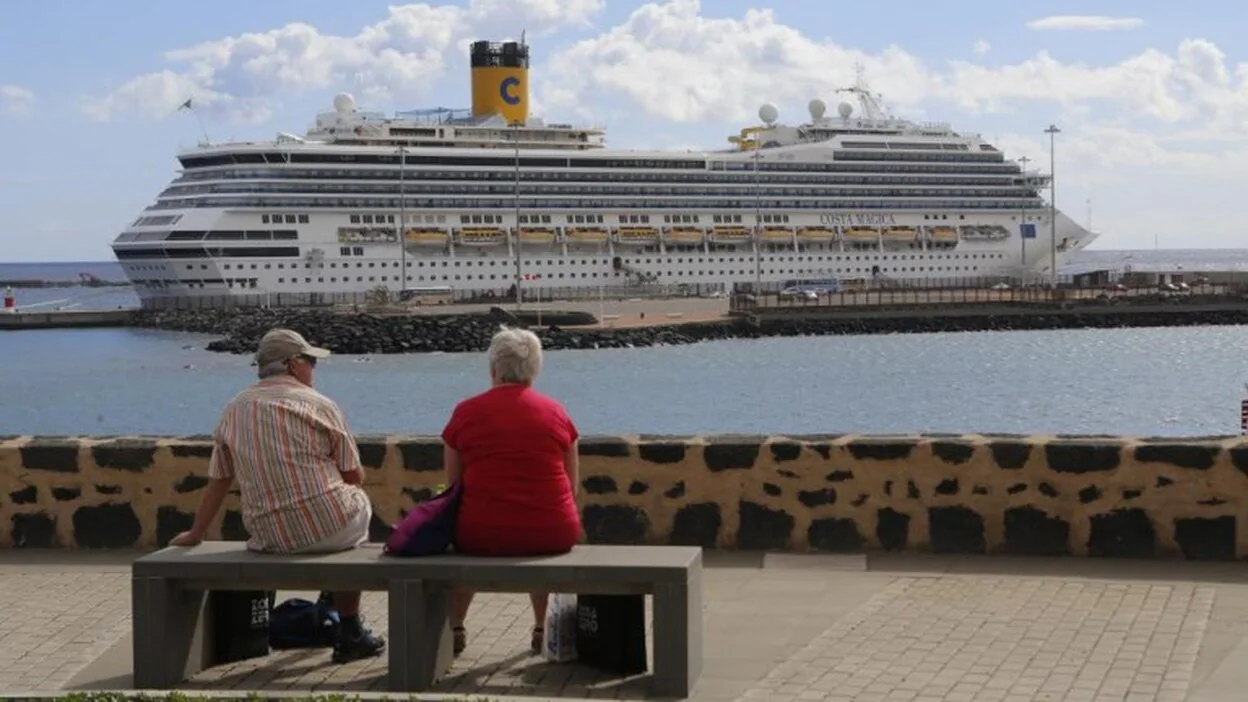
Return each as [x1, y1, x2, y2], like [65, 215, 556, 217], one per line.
[542, 593, 578, 663]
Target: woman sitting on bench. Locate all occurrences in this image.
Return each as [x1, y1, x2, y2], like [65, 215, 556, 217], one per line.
[440, 326, 582, 657]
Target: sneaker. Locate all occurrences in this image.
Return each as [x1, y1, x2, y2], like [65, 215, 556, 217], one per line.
[332, 626, 386, 663]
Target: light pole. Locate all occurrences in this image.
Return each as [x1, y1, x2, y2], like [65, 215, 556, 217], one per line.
[1018, 155, 1030, 283]
[1044, 124, 1060, 290]
[397, 145, 407, 296]
[512, 123, 522, 308]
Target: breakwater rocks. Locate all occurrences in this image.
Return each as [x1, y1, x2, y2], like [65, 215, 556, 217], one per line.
[130, 302, 1248, 356]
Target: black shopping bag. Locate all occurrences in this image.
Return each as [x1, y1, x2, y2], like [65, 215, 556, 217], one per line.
[208, 590, 275, 663]
[576, 594, 647, 675]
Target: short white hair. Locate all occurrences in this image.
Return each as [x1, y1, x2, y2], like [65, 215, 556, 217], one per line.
[488, 326, 543, 384]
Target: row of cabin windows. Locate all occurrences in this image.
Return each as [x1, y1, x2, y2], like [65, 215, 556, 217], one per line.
[261, 213, 310, 224]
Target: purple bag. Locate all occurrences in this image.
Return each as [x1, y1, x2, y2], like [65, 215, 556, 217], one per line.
[383, 482, 463, 557]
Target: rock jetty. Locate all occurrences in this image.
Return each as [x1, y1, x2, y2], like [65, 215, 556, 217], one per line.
[130, 302, 1248, 357]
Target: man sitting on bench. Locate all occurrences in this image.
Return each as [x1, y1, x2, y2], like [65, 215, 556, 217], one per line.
[170, 328, 386, 664]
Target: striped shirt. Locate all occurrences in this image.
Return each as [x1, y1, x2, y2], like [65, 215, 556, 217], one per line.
[208, 375, 368, 554]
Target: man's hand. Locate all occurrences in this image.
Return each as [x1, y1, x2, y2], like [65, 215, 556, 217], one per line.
[169, 530, 203, 547]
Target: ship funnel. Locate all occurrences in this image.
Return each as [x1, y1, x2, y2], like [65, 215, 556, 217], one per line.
[470, 39, 530, 125]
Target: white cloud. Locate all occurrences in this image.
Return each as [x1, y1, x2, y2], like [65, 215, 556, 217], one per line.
[81, 0, 605, 123]
[1026, 15, 1145, 32]
[972, 40, 991, 56]
[1, 84, 36, 117]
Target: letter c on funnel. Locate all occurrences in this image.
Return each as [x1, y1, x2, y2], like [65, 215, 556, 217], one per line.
[500, 76, 521, 105]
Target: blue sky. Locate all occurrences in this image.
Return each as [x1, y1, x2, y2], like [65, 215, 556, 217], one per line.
[2, 0, 1246, 262]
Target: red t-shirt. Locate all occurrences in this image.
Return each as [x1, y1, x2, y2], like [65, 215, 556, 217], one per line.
[441, 384, 582, 556]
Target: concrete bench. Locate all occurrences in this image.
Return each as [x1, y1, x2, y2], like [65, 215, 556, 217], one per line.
[132, 542, 703, 697]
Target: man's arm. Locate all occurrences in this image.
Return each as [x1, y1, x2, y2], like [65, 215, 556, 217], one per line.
[170, 439, 234, 546]
[564, 440, 580, 496]
[325, 401, 364, 483]
[444, 445, 463, 487]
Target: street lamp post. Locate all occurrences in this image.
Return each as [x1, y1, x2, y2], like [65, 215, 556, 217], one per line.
[1018, 155, 1030, 284]
[1044, 124, 1060, 290]
[512, 123, 522, 308]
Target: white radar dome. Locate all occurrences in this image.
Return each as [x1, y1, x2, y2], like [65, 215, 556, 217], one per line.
[837, 101, 853, 119]
[808, 99, 827, 120]
[333, 92, 357, 114]
[758, 103, 779, 125]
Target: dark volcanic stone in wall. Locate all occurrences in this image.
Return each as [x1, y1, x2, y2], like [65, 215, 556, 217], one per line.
[95, 485, 123, 495]
[932, 441, 975, 465]
[935, 479, 959, 496]
[825, 470, 854, 482]
[368, 513, 393, 543]
[582, 476, 618, 494]
[73, 503, 142, 548]
[638, 442, 686, 464]
[1045, 443, 1122, 474]
[1230, 447, 1248, 477]
[929, 506, 986, 554]
[170, 442, 214, 459]
[11, 512, 59, 548]
[846, 439, 914, 461]
[762, 483, 782, 497]
[1174, 516, 1235, 561]
[356, 440, 388, 470]
[769, 442, 802, 462]
[1079, 486, 1102, 503]
[174, 474, 210, 493]
[669, 502, 722, 548]
[9, 486, 37, 505]
[221, 510, 250, 541]
[51, 487, 81, 501]
[402, 486, 435, 503]
[19, 439, 80, 473]
[397, 440, 443, 472]
[808, 518, 864, 552]
[704, 439, 760, 472]
[1003, 507, 1070, 556]
[664, 481, 686, 499]
[579, 438, 632, 458]
[156, 506, 195, 547]
[876, 508, 909, 551]
[581, 505, 650, 545]
[798, 488, 836, 507]
[737, 501, 794, 550]
[628, 481, 649, 495]
[92, 439, 159, 472]
[1133, 444, 1218, 471]
[1087, 509, 1155, 558]
[990, 442, 1032, 470]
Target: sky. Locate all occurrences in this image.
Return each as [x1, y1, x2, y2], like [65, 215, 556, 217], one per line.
[2, 0, 1246, 262]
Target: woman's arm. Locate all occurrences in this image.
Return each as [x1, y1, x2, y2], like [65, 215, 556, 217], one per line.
[564, 440, 580, 496]
[444, 445, 464, 486]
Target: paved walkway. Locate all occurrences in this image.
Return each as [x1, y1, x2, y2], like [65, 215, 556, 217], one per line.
[3, 551, 1248, 700]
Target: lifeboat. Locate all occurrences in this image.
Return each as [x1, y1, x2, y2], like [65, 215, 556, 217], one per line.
[929, 226, 960, 242]
[615, 227, 659, 245]
[664, 227, 704, 244]
[517, 227, 556, 245]
[796, 226, 836, 242]
[759, 227, 794, 243]
[711, 225, 752, 242]
[882, 226, 918, 242]
[456, 227, 503, 246]
[841, 227, 879, 242]
[566, 227, 609, 244]
[405, 228, 451, 246]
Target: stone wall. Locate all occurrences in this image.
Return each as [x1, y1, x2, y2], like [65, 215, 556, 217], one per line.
[1, 434, 1245, 559]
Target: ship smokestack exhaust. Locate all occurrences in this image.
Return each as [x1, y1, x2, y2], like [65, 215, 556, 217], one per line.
[470, 39, 530, 125]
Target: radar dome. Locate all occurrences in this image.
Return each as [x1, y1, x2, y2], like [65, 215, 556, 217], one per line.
[837, 101, 853, 119]
[808, 99, 827, 120]
[333, 92, 357, 114]
[758, 103, 779, 125]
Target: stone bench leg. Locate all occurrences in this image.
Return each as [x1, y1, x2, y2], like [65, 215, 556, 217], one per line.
[652, 566, 703, 699]
[387, 578, 454, 692]
[132, 576, 210, 689]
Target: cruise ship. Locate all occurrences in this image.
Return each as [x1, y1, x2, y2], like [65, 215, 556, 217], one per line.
[111, 39, 1097, 308]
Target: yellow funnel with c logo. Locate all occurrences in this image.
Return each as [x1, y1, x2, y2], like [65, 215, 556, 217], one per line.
[470, 40, 529, 125]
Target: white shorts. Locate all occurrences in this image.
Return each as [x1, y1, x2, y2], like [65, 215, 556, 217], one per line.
[292, 499, 372, 554]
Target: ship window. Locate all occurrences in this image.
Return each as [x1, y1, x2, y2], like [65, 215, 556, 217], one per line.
[298, 214, 309, 223]
[261, 215, 270, 224]
[350, 215, 360, 224]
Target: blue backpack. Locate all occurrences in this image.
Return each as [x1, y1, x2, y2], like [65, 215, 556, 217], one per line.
[269, 592, 340, 649]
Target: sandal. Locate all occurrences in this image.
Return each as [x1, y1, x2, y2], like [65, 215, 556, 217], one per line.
[452, 626, 467, 657]
[530, 626, 544, 654]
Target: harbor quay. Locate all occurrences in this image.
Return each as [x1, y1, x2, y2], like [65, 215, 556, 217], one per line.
[6, 433, 1248, 701]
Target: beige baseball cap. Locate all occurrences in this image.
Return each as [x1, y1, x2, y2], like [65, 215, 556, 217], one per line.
[254, 328, 331, 367]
